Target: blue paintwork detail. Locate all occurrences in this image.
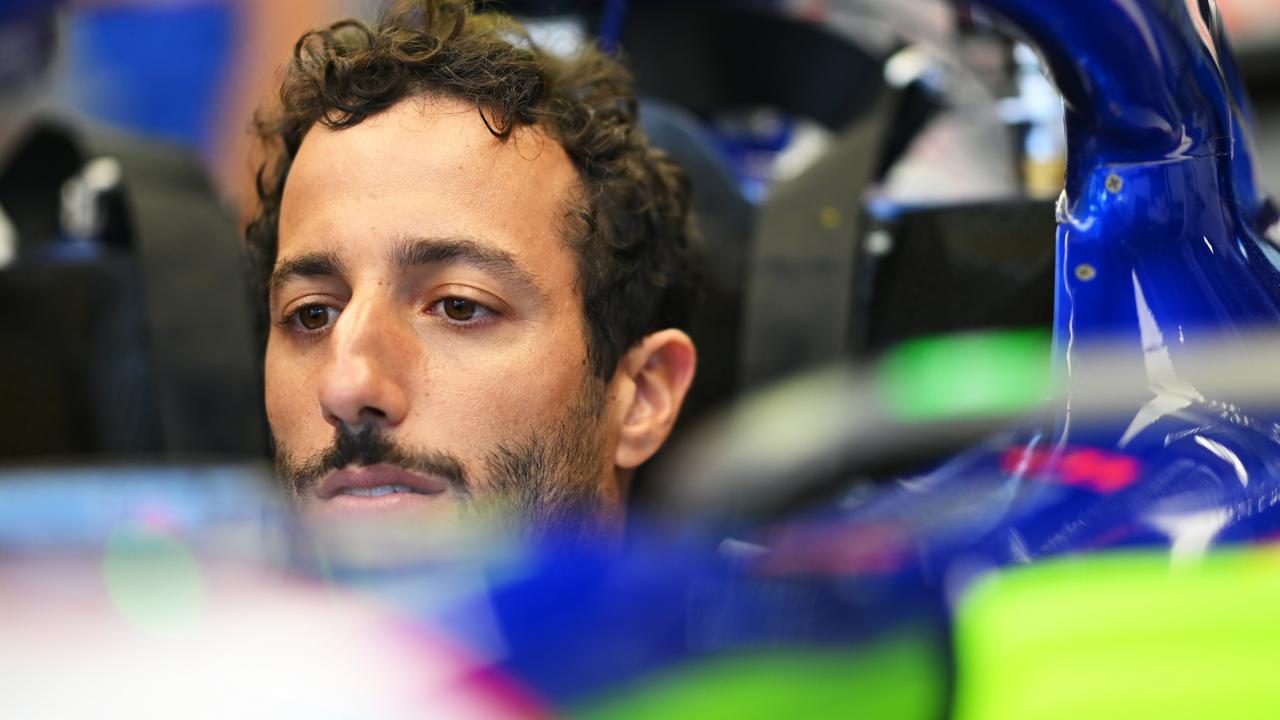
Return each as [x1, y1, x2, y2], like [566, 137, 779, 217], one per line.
[598, 0, 629, 54]
[442, 526, 950, 706]
[981, 0, 1233, 183]
[902, 0, 1280, 563]
[754, 1, 1280, 590]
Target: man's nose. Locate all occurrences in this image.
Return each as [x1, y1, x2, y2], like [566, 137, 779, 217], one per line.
[317, 299, 410, 430]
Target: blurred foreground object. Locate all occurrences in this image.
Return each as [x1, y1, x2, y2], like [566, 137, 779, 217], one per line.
[953, 548, 1280, 720]
[8, 445, 1280, 717]
[0, 464, 532, 719]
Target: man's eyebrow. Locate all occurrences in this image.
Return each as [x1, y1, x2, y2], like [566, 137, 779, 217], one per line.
[269, 250, 345, 296]
[389, 236, 547, 297]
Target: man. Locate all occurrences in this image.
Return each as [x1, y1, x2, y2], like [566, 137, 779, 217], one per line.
[247, 0, 699, 542]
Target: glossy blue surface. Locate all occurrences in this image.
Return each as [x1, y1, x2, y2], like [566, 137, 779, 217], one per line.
[881, 0, 1280, 566]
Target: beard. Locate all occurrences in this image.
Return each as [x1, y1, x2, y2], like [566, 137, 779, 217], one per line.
[273, 377, 612, 542]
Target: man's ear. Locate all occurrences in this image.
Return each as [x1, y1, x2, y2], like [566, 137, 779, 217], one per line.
[612, 329, 697, 470]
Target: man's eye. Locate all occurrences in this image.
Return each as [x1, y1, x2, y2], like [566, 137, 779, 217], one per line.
[290, 304, 337, 331]
[434, 297, 493, 323]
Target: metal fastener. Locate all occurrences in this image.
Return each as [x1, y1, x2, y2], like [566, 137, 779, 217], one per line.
[864, 229, 893, 257]
[1075, 263, 1097, 282]
[1105, 173, 1123, 194]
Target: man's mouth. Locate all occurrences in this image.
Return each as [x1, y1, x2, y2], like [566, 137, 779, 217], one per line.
[336, 484, 418, 497]
[311, 464, 451, 512]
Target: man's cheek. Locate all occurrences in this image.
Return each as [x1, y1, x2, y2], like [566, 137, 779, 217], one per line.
[264, 366, 317, 450]
[468, 379, 571, 435]
[262, 348, 286, 424]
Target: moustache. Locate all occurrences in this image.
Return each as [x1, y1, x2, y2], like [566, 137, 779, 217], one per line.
[278, 425, 469, 497]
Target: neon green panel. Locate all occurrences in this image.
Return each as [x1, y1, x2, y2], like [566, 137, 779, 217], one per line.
[877, 329, 1053, 422]
[954, 549, 1280, 720]
[575, 631, 945, 720]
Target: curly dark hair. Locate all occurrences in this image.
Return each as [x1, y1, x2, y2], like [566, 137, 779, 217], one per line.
[246, 0, 698, 379]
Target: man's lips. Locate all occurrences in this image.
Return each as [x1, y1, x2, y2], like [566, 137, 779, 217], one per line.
[314, 464, 451, 501]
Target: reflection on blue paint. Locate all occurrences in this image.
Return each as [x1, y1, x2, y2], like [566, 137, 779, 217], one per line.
[843, 0, 1280, 571]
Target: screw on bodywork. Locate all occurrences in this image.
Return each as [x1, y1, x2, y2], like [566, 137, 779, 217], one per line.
[819, 206, 843, 230]
[1075, 263, 1097, 282]
[865, 229, 894, 257]
[1105, 173, 1123, 194]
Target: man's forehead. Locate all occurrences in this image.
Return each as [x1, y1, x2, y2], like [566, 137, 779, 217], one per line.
[269, 234, 549, 301]
[277, 94, 583, 283]
[288, 94, 573, 192]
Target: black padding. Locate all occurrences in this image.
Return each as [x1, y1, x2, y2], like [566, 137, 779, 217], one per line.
[0, 250, 162, 456]
[641, 99, 753, 422]
[83, 127, 266, 457]
[854, 200, 1057, 355]
[620, 2, 885, 132]
[0, 123, 82, 254]
[0, 118, 266, 460]
[739, 87, 899, 388]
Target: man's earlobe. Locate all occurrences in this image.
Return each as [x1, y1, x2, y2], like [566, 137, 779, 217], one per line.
[614, 329, 697, 470]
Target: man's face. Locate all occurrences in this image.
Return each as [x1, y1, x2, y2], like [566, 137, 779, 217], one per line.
[265, 96, 624, 539]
